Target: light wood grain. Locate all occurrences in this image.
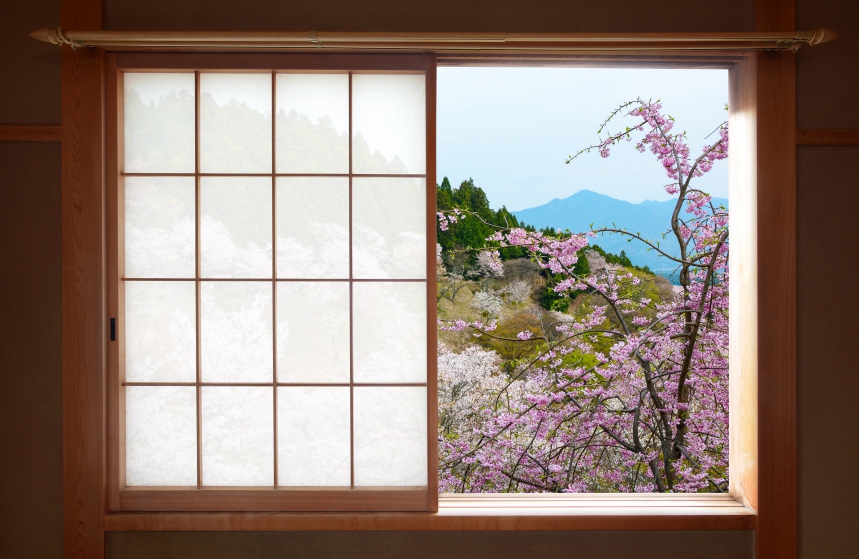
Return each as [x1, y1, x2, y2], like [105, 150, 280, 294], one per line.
[0, 125, 62, 142]
[728, 55, 759, 515]
[796, 129, 859, 145]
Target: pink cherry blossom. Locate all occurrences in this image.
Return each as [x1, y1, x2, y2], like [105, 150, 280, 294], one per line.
[439, 99, 729, 493]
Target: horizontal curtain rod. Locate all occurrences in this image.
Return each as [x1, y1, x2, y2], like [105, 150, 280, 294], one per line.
[31, 28, 838, 53]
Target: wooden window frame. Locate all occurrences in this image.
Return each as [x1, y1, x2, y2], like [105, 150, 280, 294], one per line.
[63, 42, 793, 559]
[107, 53, 439, 513]
[97, 49, 772, 525]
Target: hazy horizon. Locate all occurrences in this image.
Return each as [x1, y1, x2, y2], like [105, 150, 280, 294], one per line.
[437, 67, 729, 211]
[505, 187, 729, 211]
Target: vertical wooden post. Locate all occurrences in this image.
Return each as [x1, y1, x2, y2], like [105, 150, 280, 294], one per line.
[755, 0, 797, 558]
[61, 0, 105, 557]
[425, 53, 439, 513]
[105, 53, 123, 513]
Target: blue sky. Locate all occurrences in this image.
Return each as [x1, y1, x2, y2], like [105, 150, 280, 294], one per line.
[437, 67, 729, 211]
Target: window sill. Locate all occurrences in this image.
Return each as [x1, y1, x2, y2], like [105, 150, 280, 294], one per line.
[103, 494, 755, 531]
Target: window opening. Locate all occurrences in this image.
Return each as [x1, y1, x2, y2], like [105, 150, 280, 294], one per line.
[115, 60, 737, 507]
[435, 67, 729, 493]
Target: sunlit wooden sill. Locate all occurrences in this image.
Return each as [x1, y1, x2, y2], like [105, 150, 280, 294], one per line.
[103, 493, 755, 531]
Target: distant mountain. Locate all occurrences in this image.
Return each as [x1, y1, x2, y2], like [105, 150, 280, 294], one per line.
[512, 189, 728, 275]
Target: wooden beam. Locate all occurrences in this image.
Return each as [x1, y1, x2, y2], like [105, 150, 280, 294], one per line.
[796, 129, 859, 146]
[754, 51, 797, 559]
[117, 52, 428, 72]
[754, 4, 797, 559]
[0, 125, 62, 142]
[104, 493, 756, 532]
[62, 43, 106, 559]
[756, 0, 795, 33]
[104, 512, 756, 532]
[754, 0, 797, 558]
[61, 0, 104, 559]
[117, 488, 428, 512]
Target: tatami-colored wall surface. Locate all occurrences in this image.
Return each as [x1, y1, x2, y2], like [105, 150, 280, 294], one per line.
[796, 0, 859, 129]
[0, 0, 60, 124]
[0, 142, 63, 559]
[795, 2, 859, 558]
[1, 0, 858, 558]
[796, 147, 859, 559]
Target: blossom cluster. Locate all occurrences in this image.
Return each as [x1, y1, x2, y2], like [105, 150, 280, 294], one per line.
[439, 100, 730, 493]
[584, 98, 728, 199]
[437, 207, 463, 232]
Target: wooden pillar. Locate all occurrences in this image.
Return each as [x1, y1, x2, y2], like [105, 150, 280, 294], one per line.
[61, 0, 105, 557]
[755, 0, 797, 557]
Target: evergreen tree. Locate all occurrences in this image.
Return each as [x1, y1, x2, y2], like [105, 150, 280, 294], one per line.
[436, 177, 527, 260]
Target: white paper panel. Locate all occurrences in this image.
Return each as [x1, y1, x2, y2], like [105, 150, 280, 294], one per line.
[352, 74, 425, 174]
[352, 177, 426, 279]
[125, 281, 197, 382]
[276, 74, 349, 173]
[200, 73, 272, 173]
[353, 282, 426, 383]
[278, 387, 350, 486]
[202, 387, 274, 486]
[276, 282, 350, 383]
[124, 73, 195, 173]
[126, 386, 197, 486]
[124, 177, 195, 278]
[354, 387, 427, 486]
[201, 177, 272, 278]
[275, 177, 349, 279]
[201, 281, 273, 382]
